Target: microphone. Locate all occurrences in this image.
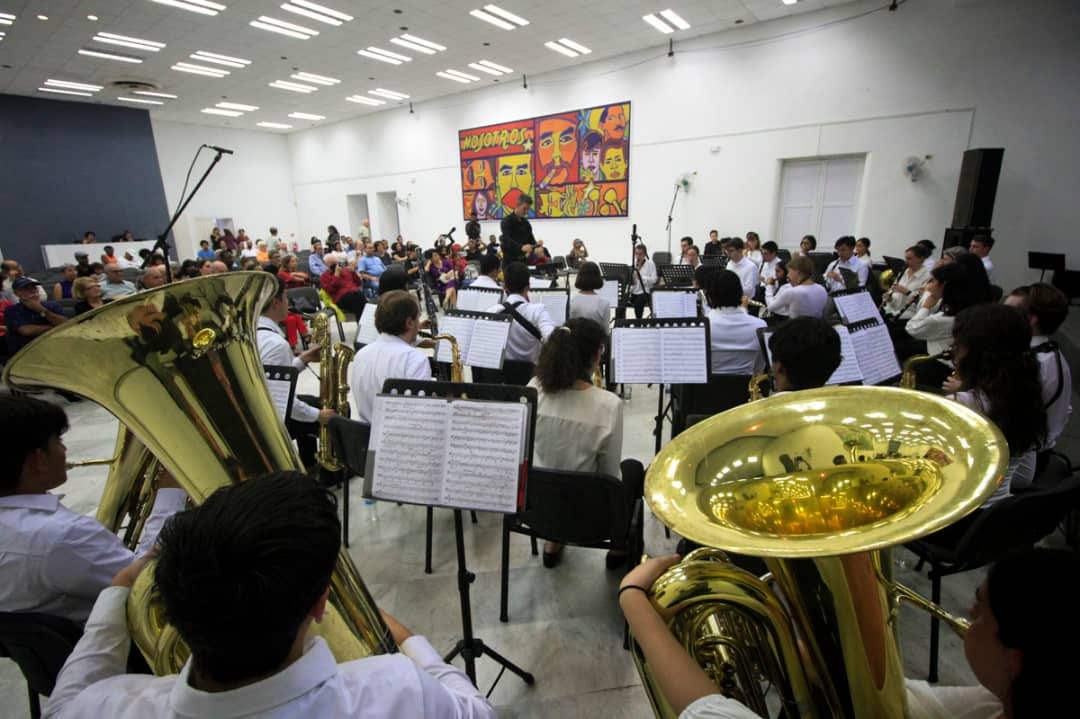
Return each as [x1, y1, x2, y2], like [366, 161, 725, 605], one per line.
[204, 144, 234, 155]
[444, 226, 456, 240]
[631, 223, 639, 242]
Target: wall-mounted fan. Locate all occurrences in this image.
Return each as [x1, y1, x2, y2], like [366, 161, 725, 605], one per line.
[676, 172, 696, 192]
[903, 155, 928, 182]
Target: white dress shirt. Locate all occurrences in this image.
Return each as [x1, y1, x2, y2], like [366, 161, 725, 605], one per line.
[981, 255, 993, 279]
[569, 292, 611, 330]
[1033, 335, 1073, 450]
[0, 489, 186, 624]
[706, 307, 767, 376]
[764, 282, 828, 319]
[905, 305, 953, 357]
[350, 333, 432, 423]
[824, 256, 870, 292]
[485, 293, 555, 363]
[631, 261, 658, 295]
[744, 249, 763, 266]
[726, 257, 759, 300]
[469, 275, 501, 290]
[759, 256, 780, 284]
[528, 379, 623, 480]
[44, 586, 495, 719]
[884, 265, 931, 318]
[256, 315, 319, 425]
[100, 280, 136, 300]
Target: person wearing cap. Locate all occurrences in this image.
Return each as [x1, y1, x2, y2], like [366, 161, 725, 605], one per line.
[4, 278, 66, 354]
[73, 252, 93, 278]
[100, 264, 136, 300]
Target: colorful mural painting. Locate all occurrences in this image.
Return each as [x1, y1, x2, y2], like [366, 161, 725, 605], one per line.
[458, 101, 630, 220]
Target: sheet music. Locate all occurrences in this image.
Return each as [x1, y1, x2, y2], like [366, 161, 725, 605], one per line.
[530, 275, 552, 289]
[465, 319, 510, 369]
[652, 291, 697, 319]
[443, 400, 526, 513]
[456, 288, 501, 312]
[265, 379, 292, 420]
[370, 396, 449, 505]
[536, 292, 568, 326]
[828, 325, 865, 385]
[612, 327, 662, 384]
[833, 291, 882, 325]
[849, 323, 902, 385]
[356, 306, 379, 346]
[435, 315, 474, 364]
[599, 278, 620, 308]
[661, 326, 709, 383]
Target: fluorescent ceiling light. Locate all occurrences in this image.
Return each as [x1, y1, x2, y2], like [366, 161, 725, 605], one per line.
[39, 86, 93, 97]
[400, 34, 445, 51]
[477, 60, 513, 73]
[483, 4, 528, 26]
[346, 95, 384, 106]
[469, 9, 514, 31]
[94, 32, 166, 51]
[202, 108, 243, 117]
[258, 122, 293, 129]
[444, 69, 480, 81]
[78, 48, 144, 63]
[437, 72, 471, 84]
[659, 9, 690, 30]
[468, 62, 502, 76]
[357, 50, 401, 65]
[558, 38, 591, 54]
[134, 90, 179, 98]
[289, 0, 352, 21]
[288, 112, 325, 120]
[150, 0, 225, 16]
[782, 0, 798, 4]
[364, 47, 410, 62]
[256, 16, 318, 35]
[291, 71, 339, 85]
[46, 79, 103, 91]
[390, 37, 436, 54]
[87, 15, 98, 20]
[37, 15, 48, 20]
[191, 50, 251, 67]
[249, 20, 310, 39]
[643, 13, 673, 34]
[0, 13, 14, 25]
[217, 101, 259, 111]
[370, 88, 409, 100]
[544, 41, 578, 57]
[117, 96, 164, 105]
[280, 3, 342, 26]
[269, 80, 317, 93]
[172, 61, 229, 77]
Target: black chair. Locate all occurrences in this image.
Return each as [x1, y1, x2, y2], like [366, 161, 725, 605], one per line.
[286, 286, 321, 313]
[670, 374, 752, 437]
[0, 612, 82, 718]
[906, 475, 1080, 682]
[652, 251, 672, 266]
[500, 468, 644, 625]
[989, 284, 1004, 303]
[776, 249, 792, 263]
[326, 415, 371, 548]
[552, 255, 567, 271]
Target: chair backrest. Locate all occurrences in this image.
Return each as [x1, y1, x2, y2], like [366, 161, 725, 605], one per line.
[552, 255, 567, 270]
[0, 612, 82, 696]
[327, 415, 371, 478]
[776, 249, 792, 263]
[286, 286, 321, 313]
[672, 374, 751, 436]
[652, 251, 672, 266]
[989, 284, 1004, 302]
[514, 468, 630, 547]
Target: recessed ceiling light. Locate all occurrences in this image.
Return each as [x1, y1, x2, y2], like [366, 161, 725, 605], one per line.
[39, 86, 93, 97]
[94, 32, 166, 52]
[280, 2, 351, 26]
[364, 47, 411, 62]
[78, 48, 144, 63]
[45, 79, 104, 92]
[346, 95, 385, 106]
[0, 13, 15, 25]
[782, 0, 798, 4]
[468, 62, 502, 76]
[369, 88, 408, 100]
[443, 69, 480, 81]
[477, 59, 513, 73]
[269, 80, 317, 93]
[544, 41, 578, 58]
[118, 96, 164, 105]
[643, 13, 674, 34]
[257, 121, 293, 129]
[400, 33, 446, 51]
[357, 50, 402, 65]
[172, 61, 229, 77]
[288, 112, 325, 120]
[37, 15, 48, 21]
[191, 50, 251, 68]
[389, 37, 436, 54]
[87, 14, 99, 20]
[151, 0, 225, 17]
[482, 4, 528, 26]
[469, 9, 514, 31]
[285, 0, 352, 21]
[659, 9, 691, 30]
[291, 71, 339, 85]
[217, 101, 259, 111]
[134, 90, 178, 98]
[202, 107, 243, 117]
[437, 71, 471, 84]
[557, 38, 591, 54]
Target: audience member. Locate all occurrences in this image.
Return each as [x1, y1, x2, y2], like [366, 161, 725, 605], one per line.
[569, 262, 611, 330]
[72, 277, 107, 315]
[350, 291, 431, 423]
[567, 238, 589, 268]
[81, 231, 96, 244]
[196, 240, 215, 261]
[308, 239, 327, 278]
[100, 264, 135, 299]
[100, 245, 117, 265]
[4, 278, 66, 353]
[2, 259, 24, 302]
[320, 253, 367, 318]
[278, 254, 310, 288]
[703, 270, 767, 375]
[425, 249, 458, 308]
[140, 265, 169, 289]
[52, 265, 78, 300]
[74, 252, 93, 278]
[357, 243, 387, 299]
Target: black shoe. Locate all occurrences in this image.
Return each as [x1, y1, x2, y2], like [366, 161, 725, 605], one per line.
[542, 546, 563, 568]
[605, 551, 627, 570]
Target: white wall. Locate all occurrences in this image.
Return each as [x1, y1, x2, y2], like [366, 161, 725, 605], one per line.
[284, 0, 1080, 293]
[151, 120, 299, 260]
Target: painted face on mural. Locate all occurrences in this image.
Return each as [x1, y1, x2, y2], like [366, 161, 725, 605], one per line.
[465, 159, 494, 190]
[473, 191, 490, 218]
[497, 153, 533, 211]
[601, 144, 627, 180]
[536, 117, 577, 186]
[600, 105, 627, 140]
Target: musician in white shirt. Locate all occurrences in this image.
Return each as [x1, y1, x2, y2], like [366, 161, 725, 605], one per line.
[469, 253, 502, 290]
[824, 236, 869, 292]
[970, 235, 994, 279]
[758, 241, 781, 285]
[677, 236, 693, 265]
[569, 262, 611, 330]
[350, 290, 432, 423]
[764, 255, 828, 319]
[485, 262, 555, 375]
[630, 243, 658, 319]
[721, 237, 759, 300]
[703, 270, 766, 375]
[45, 472, 495, 719]
[0, 396, 185, 625]
[883, 244, 932, 320]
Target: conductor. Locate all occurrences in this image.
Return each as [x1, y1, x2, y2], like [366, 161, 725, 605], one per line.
[499, 194, 535, 267]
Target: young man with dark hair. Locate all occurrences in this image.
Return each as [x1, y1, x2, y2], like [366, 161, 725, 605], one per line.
[196, 240, 215, 262]
[759, 241, 780, 285]
[678, 236, 694, 265]
[722, 237, 759, 301]
[499, 194, 535, 266]
[485, 262, 555, 385]
[702, 229, 723, 257]
[45, 472, 495, 718]
[824, 235, 869, 292]
[703, 270, 767, 376]
[0, 396, 185, 624]
[471, 253, 502, 290]
[350, 290, 431, 423]
[768, 317, 842, 391]
[969, 234, 995, 279]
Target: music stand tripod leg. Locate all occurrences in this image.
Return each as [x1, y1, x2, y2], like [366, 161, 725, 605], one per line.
[443, 509, 535, 688]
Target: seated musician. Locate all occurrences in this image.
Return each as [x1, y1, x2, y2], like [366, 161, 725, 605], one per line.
[763, 255, 827, 319]
[45, 472, 496, 718]
[720, 237, 758, 301]
[569, 262, 611, 331]
[527, 318, 643, 569]
[824, 236, 869, 292]
[0, 396, 185, 625]
[470, 253, 502, 290]
[903, 261, 988, 384]
[758, 241, 781, 286]
[883, 244, 932, 321]
[484, 262, 555, 386]
[350, 290, 432, 423]
[702, 269, 766, 376]
[621, 547, 1080, 719]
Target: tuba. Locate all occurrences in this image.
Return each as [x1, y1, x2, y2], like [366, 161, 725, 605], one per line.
[313, 312, 356, 471]
[2, 272, 395, 674]
[632, 386, 1008, 718]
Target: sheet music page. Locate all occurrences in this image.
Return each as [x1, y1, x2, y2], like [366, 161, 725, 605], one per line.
[833, 291, 882, 325]
[435, 315, 474, 364]
[612, 327, 662, 384]
[465, 319, 510, 369]
[849, 323, 902, 385]
[661, 326, 709, 383]
[760, 331, 774, 367]
[599, 279, 620, 308]
[443, 400, 526, 513]
[529, 275, 552, 289]
[536, 292, 568, 326]
[356, 306, 379, 346]
[370, 395, 449, 505]
[827, 325, 865, 385]
[456, 288, 499, 312]
[652, 291, 697, 319]
[265, 378, 292, 420]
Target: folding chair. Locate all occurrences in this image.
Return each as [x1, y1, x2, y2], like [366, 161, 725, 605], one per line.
[0, 612, 82, 719]
[327, 416, 371, 548]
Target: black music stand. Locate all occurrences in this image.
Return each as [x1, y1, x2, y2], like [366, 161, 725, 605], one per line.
[658, 264, 695, 288]
[261, 365, 298, 422]
[375, 379, 537, 690]
[1028, 252, 1066, 283]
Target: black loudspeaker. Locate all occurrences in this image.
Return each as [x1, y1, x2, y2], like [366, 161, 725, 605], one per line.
[952, 148, 1004, 228]
[942, 227, 986, 252]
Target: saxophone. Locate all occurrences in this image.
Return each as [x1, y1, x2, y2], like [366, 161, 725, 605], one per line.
[900, 350, 952, 390]
[431, 333, 464, 382]
[313, 312, 356, 471]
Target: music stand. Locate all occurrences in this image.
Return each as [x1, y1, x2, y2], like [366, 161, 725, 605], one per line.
[376, 379, 537, 690]
[700, 255, 726, 268]
[659, 264, 695, 288]
[600, 262, 631, 285]
[807, 252, 835, 282]
[1028, 251, 1066, 283]
[882, 255, 906, 278]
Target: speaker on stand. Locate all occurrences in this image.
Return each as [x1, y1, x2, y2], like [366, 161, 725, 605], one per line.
[943, 147, 1004, 253]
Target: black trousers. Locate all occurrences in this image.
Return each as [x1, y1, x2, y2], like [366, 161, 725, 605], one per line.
[334, 291, 367, 318]
[285, 394, 321, 467]
[620, 459, 645, 512]
[629, 293, 649, 319]
[472, 360, 535, 387]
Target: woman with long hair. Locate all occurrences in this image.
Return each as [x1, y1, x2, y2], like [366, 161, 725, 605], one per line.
[277, 254, 310, 288]
[529, 318, 643, 568]
[903, 261, 989, 380]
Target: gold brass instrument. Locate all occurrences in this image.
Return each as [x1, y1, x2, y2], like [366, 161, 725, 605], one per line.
[633, 386, 1008, 718]
[879, 267, 896, 291]
[2, 273, 395, 674]
[900, 350, 952, 390]
[431, 334, 464, 382]
[313, 312, 356, 472]
[747, 372, 770, 401]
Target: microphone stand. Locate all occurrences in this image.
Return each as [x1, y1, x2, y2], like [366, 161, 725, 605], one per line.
[665, 183, 681, 255]
[147, 146, 229, 283]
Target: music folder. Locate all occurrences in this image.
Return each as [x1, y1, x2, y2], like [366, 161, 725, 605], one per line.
[456, 285, 503, 312]
[611, 317, 711, 385]
[530, 286, 570, 326]
[650, 288, 699, 319]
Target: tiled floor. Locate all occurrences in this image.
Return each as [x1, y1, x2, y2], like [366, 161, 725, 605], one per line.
[2, 318, 1077, 718]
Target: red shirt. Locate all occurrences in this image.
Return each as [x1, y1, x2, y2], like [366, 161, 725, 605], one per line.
[320, 266, 361, 303]
[278, 269, 307, 289]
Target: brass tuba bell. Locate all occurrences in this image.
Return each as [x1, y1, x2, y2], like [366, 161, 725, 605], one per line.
[2, 272, 395, 673]
[633, 386, 1008, 718]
